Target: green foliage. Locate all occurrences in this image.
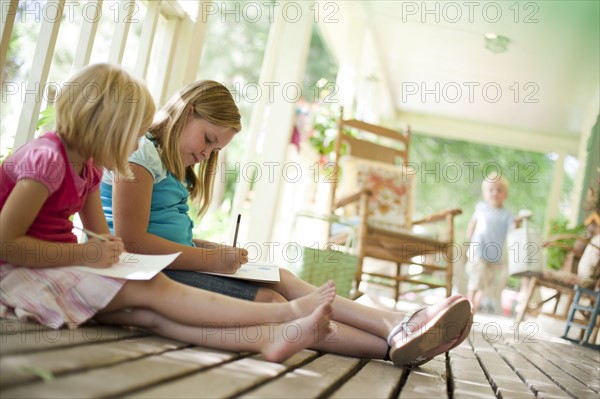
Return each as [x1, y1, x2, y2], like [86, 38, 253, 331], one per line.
[308, 109, 338, 159]
[545, 217, 585, 270]
[36, 106, 55, 131]
[302, 26, 338, 103]
[0, 149, 11, 165]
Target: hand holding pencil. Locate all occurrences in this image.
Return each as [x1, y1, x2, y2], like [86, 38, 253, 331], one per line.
[74, 226, 124, 268]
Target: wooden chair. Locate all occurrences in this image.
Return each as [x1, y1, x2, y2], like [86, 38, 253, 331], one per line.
[515, 233, 600, 326]
[324, 109, 461, 301]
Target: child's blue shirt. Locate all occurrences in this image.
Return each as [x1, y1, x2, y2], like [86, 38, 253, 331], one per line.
[469, 201, 513, 264]
[100, 134, 194, 246]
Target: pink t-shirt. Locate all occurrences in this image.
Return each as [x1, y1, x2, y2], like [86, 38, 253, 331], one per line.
[0, 132, 102, 244]
[0, 133, 125, 328]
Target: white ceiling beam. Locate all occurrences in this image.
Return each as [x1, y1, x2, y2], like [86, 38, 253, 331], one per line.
[397, 111, 579, 155]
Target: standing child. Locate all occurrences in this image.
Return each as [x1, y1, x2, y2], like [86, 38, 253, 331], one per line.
[466, 172, 515, 313]
[0, 63, 336, 364]
[101, 79, 474, 368]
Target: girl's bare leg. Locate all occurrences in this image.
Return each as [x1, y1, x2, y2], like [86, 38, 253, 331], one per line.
[99, 274, 336, 327]
[96, 304, 333, 363]
[310, 321, 388, 359]
[264, 269, 464, 340]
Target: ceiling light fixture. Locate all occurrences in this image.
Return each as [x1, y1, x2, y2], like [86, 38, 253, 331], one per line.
[484, 33, 510, 53]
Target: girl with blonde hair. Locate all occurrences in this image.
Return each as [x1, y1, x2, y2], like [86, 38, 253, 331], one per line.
[102, 79, 473, 367]
[0, 65, 336, 364]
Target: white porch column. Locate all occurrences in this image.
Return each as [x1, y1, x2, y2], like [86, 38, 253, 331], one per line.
[570, 92, 600, 226]
[544, 152, 566, 236]
[13, 0, 65, 150]
[107, 0, 134, 64]
[0, 0, 19, 73]
[134, 0, 160, 79]
[71, 0, 103, 74]
[182, 2, 210, 83]
[232, 1, 313, 261]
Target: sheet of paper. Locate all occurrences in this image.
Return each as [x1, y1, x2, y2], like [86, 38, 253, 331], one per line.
[201, 263, 280, 283]
[74, 252, 181, 280]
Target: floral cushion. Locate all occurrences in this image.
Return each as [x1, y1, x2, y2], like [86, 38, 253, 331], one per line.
[339, 157, 413, 232]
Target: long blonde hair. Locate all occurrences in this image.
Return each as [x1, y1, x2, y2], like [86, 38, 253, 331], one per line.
[55, 63, 155, 174]
[149, 80, 241, 217]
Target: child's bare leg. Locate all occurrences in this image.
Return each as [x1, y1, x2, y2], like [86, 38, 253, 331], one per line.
[99, 274, 336, 327]
[470, 290, 483, 313]
[309, 321, 388, 359]
[96, 304, 333, 363]
[262, 269, 463, 339]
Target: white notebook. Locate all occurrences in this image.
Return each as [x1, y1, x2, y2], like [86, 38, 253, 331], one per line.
[74, 252, 181, 280]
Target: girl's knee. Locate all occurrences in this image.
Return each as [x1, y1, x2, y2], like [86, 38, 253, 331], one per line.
[255, 287, 287, 303]
[279, 268, 299, 283]
[279, 268, 292, 279]
[147, 273, 174, 292]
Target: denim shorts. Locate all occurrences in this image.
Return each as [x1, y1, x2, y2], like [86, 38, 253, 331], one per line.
[163, 270, 258, 301]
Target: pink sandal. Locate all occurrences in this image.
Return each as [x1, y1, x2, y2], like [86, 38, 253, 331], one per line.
[387, 297, 472, 367]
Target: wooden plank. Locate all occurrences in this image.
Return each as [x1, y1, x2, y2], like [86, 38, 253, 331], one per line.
[0, 319, 50, 335]
[240, 354, 362, 398]
[0, 336, 186, 388]
[342, 136, 403, 164]
[536, 340, 600, 386]
[475, 345, 535, 399]
[330, 360, 404, 399]
[0, 325, 145, 355]
[343, 119, 408, 144]
[399, 355, 447, 398]
[449, 345, 496, 399]
[493, 344, 570, 398]
[514, 342, 599, 398]
[127, 350, 318, 398]
[0, 346, 241, 398]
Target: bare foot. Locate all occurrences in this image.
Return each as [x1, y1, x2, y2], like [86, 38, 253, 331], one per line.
[288, 280, 336, 319]
[262, 303, 333, 363]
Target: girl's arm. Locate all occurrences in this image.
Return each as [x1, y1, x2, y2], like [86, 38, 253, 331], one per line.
[112, 163, 245, 273]
[0, 180, 119, 268]
[192, 238, 214, 248]
[79, 189, 112, 236]
[79, 189, 123, 242]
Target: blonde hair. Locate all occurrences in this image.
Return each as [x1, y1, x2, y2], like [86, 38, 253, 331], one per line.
[55, 63, 155, 174]
[482, 171, 509, 193]
[149, 80, 241, 217]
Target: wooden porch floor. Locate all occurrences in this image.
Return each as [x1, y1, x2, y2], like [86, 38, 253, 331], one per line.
[1, 313, 599, 399]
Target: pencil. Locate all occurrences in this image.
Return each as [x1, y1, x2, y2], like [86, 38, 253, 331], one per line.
[233, 213, 241, 247]
[74, 226, 109, 242]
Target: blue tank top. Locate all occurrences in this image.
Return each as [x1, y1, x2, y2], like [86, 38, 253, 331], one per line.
[100, 135, 194, 246]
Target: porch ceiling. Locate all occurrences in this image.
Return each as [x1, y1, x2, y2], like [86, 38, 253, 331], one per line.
[317, 1, 599, 149]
